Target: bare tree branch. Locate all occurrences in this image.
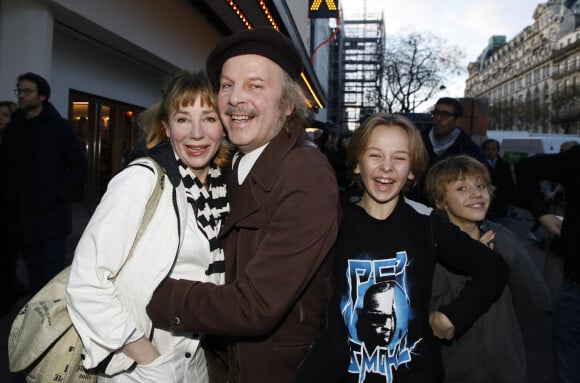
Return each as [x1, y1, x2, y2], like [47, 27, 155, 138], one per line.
[381, 32, 466, 113]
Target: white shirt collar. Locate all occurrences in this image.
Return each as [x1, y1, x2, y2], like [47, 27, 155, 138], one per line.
[235, 143, 269, 185]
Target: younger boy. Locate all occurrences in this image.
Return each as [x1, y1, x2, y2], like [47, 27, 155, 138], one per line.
[425, 155, 549, 383]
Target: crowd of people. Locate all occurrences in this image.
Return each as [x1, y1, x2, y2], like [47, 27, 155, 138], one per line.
[1, 26, 575, 383]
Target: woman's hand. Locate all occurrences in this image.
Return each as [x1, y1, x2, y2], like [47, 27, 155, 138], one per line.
[122, 336, 160, 365]
[429, 311, 455, 340]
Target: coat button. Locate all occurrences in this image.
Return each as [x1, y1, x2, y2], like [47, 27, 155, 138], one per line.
[185, 352, 191, 358]
[173, 316, 181, 325]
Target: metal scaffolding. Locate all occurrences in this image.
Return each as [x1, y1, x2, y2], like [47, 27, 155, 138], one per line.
[330, 7, 385, 131]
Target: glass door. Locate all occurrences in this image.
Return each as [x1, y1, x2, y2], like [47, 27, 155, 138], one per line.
[70, 91, 143, 211]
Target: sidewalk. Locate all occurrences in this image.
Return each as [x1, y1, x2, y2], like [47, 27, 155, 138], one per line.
[1, 202, 91, 383]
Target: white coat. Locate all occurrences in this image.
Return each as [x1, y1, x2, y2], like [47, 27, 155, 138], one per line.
[66, 157, 219, 382]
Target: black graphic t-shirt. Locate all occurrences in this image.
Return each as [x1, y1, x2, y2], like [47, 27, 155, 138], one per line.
[331, 199, 508, 383]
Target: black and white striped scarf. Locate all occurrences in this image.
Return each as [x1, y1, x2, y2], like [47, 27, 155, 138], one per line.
[177, 158, 229, 276]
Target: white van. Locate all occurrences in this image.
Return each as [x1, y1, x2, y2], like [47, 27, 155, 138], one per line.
[499, 135, 580, 167]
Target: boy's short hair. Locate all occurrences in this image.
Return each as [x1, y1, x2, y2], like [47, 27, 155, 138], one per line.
[425, 155, 495, 211]
[347, 112, 428, 191]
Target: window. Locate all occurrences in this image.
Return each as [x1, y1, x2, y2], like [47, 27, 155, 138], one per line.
[69, 90, 143, 208]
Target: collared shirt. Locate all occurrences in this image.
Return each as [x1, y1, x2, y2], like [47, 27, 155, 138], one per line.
[234, 143, 269, 185]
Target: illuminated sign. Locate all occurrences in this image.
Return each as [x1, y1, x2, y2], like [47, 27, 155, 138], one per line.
[309, 0, 338, 19]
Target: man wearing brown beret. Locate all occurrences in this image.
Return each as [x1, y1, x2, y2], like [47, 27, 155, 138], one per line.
[147, 27, 339, 382]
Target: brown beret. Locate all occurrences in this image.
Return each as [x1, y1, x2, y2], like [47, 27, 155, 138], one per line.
[206, 27, 303, 90]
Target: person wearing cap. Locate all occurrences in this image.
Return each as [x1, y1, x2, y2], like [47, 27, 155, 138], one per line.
[146, 27, 339, 383]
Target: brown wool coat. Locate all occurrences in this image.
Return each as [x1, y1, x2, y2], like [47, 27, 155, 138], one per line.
[147, 126, 339, 383]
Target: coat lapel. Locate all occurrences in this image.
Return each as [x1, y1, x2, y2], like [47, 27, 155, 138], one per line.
[218, 127, 305, 237]
[219, 180, 261, 236]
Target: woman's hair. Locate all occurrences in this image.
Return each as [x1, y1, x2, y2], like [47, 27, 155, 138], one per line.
[424, 155, 495, 210]
[346, 113, 428, 191]
[140, 70, 234, 170]
[138, 102, 161, 146]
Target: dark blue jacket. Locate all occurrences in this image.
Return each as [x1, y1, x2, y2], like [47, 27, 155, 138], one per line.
[485, 155, 515, 219]
[422, 128, 487, 166]
[0, 102, 87, 243]
[515, 145, 580, 283]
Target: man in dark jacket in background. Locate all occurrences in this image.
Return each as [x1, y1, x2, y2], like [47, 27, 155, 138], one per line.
[514, 145, 580, 383]
[482, 138, 514, 221]
[0, 72, 87, 309]
[409, 97, 486, 204]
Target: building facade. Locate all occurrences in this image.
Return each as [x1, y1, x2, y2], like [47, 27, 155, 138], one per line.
[465, 1, 580, 135]
[0, 0, 329, 210]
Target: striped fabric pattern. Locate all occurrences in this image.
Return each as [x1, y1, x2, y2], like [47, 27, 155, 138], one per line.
[177, 158, 229, 276]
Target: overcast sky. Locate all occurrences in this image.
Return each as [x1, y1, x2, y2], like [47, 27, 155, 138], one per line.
[340, 0, 543, 107]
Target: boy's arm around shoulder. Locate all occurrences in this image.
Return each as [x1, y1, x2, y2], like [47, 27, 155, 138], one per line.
[434, 217, 510, 337]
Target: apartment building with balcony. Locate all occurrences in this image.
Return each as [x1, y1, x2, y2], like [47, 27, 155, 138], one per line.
[465, 1, 580, 135]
